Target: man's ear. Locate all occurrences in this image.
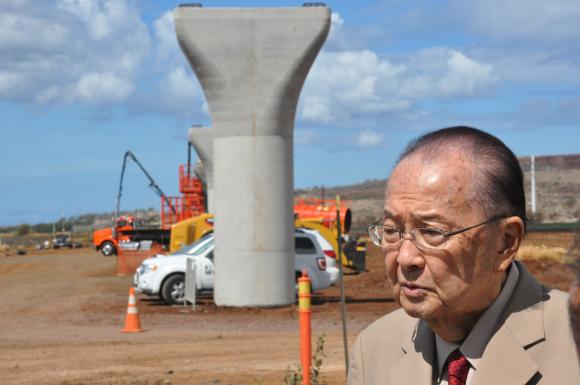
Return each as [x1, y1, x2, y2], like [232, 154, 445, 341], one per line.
[496, 216, 525, 271]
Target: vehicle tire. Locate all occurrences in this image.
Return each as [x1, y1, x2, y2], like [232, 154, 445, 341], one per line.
[100, 241, 116, 256]
[161, 274, 186, 305]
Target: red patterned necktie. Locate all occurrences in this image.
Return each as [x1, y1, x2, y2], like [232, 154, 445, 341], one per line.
[447, 349, 469, 385]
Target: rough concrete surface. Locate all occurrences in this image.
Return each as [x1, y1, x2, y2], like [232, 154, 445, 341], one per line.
[175, 6, 330, 306]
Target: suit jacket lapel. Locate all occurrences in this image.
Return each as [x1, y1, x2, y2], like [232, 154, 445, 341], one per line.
[390, 319, 435, 385]
[471, 261, 544, 385]
[470, 325, 539, 385]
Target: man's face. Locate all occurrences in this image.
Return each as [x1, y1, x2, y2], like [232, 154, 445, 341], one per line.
[384, 153, 504, 325]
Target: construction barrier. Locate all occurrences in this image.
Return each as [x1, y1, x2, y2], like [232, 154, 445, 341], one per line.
[298, 270, 312, 385]
[294, 198, 352, 234]
[121, 287, 143, 333]
[115, 244, 165, 276]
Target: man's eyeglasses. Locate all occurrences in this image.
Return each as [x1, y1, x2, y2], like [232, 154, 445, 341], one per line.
[367, 216, 503, 250]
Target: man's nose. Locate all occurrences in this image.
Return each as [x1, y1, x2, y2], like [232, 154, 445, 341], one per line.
[396, 234, 425, 270]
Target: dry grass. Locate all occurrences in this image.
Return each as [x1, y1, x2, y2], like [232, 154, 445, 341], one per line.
[518, 231, 578, 264]
[516, 244, 572, 263]
[0, 244, 13, 257]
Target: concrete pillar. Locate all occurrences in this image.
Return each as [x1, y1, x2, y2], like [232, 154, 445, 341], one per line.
[189, 126, 214, 213]
[175, 5, 330, 306]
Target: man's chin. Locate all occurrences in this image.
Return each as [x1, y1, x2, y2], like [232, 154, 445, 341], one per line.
[401, 306, 424, 319]
[400, 297, 434, 319]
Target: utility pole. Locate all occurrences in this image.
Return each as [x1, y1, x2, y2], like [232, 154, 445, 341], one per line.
[336, 195, 349, 375]
[531, 155, 536, 214]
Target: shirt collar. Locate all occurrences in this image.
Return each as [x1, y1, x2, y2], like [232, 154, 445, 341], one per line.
[434, 262, 520, 380]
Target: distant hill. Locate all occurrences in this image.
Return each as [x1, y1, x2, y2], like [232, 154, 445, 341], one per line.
[2, 154, 578, 236]
[296, 154, 580, 232]
[0, 208, 160, 235]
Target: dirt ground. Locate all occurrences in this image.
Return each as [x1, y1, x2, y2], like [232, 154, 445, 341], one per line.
[0, 232, 576, 385]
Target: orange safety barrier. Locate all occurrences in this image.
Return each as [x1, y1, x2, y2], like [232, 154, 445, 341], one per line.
[294, 198, 352, 233]
[298, 270, 312, 385]
[121, 287, 143, 333]
[115, 244, 165, 276]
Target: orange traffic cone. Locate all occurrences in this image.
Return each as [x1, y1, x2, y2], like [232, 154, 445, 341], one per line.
[121, 287, 143, 333]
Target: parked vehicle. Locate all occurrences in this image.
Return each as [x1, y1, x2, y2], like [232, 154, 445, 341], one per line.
[134, 231, 331, 305]
[92, 216, 145, 256]
[52, 234, 73, 249]
[298, 228, 339, 285]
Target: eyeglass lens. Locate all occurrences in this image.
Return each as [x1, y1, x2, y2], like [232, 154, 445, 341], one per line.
[370, 226, 446, 248]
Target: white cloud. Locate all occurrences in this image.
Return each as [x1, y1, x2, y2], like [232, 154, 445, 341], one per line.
[430, 1, 580, 87]
[165, 67, 197, 101]
[301, 96, 336, 124]
[439, 50, 496, 96]
[327, 12, 344, 43]
[57, 0, 126, 40]
[300, 47, 496, 124]
[0, 1, 205, 119]
[74, 71, 133, 103]
[471, 48, 580, 85]
[138, 9, 206, 119]
[0, 0, 150, 105]
[154, 10, 180, 61]
[356, 129, 383, 147]
[2, 1, 571, 132]
[376, 1, 580, 88]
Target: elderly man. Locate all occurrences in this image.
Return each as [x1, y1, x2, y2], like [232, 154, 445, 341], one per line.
[348, 127, 579, 385]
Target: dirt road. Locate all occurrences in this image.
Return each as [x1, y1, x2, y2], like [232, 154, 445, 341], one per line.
[0, 233, 575, 385]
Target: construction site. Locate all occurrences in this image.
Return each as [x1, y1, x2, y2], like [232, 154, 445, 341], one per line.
[0, 231, 576, 385]
[1, 3, 579, 385]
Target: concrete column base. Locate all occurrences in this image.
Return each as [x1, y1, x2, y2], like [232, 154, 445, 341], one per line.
[213, 136, 294, 306]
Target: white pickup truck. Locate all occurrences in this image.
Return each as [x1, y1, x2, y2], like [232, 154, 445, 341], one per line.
[134, 231, 332, 305]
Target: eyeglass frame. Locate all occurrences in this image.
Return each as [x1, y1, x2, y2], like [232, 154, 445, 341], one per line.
[367, 215, 504, 249]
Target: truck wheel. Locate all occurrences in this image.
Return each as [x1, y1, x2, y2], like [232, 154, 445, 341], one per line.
[161, 274, 186, 305]
[101, 241, 116, 256]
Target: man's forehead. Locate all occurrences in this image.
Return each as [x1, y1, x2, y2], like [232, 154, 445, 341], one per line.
[383, 208, 449, 222]
[385, 153, 478, 211]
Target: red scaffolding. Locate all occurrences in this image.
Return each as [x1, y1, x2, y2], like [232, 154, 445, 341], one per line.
[160, 164, 205, 229]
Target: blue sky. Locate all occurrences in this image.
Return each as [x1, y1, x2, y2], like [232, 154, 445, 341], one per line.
[1, 0, 579, 226]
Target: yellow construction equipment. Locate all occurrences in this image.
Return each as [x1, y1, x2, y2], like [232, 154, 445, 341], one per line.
[169, 213, 214, 252]
[168, 213, 365, 270]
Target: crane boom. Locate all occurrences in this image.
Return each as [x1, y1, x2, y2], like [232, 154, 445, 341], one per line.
[114, 151, 177, 225]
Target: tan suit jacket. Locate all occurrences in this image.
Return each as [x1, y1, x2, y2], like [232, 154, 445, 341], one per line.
[348, 261, 580, 385]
